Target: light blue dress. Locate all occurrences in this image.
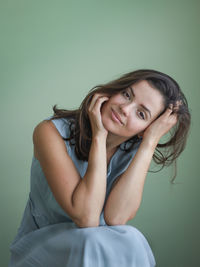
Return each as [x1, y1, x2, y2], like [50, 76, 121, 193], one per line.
[9, 116, 156, 267]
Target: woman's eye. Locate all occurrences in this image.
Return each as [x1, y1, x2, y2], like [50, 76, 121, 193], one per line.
[138, 111, 145, 120]
[122, 90, 131, 99]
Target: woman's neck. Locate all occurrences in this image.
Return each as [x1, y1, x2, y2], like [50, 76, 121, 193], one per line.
[106, 132, 126, 153]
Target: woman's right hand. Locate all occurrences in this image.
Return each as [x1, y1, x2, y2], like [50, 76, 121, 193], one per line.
[88, 93, 110, 139]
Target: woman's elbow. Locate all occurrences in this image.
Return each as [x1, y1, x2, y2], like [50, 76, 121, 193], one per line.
[105, 217, 126, 226]
[75, 216, 100, 228]
[104, 214, 127, 226]
[104, 212, 137, 226]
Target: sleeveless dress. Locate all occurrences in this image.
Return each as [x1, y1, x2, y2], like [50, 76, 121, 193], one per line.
[9, 116, 156, 267]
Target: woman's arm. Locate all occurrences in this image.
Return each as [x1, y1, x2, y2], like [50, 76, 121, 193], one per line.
[104, 138, 157, 225]
[71, 93, 110, 227]
[33, 122, 107, 228]
[104, 104, 179, 225]
[33, 94, 109, 228]
[71, 134, 107, 227]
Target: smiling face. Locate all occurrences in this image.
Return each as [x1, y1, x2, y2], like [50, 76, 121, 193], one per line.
[101, 80, 165, 143]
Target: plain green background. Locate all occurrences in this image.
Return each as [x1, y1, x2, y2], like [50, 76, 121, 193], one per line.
[1, 0, 199, 266]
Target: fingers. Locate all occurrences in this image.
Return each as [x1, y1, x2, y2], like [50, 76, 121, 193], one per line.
[164, 105, 175, 119]
[166, 100, 182, 116]
[88, 93, 109, 112]
[88, 93, 110, 137]
[161, 103, 179, 127]
[173, 100, 182, 112]
[144, 100, 182, 140]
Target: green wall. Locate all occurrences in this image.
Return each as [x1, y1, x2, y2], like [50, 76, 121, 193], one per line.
[1, 0, 199, 266]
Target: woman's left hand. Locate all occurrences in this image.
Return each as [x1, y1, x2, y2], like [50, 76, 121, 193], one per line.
[142, 101, 181, 144]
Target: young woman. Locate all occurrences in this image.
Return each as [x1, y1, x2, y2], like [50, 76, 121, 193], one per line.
[9, 69, 191, 267]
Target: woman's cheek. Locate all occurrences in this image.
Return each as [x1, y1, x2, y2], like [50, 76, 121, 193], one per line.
[101, 104, 110, 127]
[128, 119, 145, 134]
[100, 102, 108, 119]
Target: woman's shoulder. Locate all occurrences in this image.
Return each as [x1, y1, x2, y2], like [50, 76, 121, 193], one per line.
[43, 115, 73, 139]
[33, 115, 77, 163]
[33, 115, 75, 159]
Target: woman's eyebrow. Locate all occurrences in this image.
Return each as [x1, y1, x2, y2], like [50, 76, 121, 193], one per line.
[129, 86, 152, 119]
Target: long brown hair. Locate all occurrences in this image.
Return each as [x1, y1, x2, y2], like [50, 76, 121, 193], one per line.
[49, 69, 191, 182]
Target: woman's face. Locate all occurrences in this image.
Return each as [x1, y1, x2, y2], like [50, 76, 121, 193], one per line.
[101, 80, 165, 141]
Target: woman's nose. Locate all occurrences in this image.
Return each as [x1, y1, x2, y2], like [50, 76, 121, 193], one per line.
[120, 103, 134, 116]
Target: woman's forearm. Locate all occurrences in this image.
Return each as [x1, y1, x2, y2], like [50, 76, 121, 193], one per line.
[72, 135, 107, 227]
[104, 138, 158, 225]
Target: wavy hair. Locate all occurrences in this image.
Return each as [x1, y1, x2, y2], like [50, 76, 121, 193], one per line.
[49, 69, 191, 182]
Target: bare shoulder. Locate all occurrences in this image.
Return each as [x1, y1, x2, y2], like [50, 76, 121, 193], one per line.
[32, 119, 64, 159]
[33, 119, 57, 134]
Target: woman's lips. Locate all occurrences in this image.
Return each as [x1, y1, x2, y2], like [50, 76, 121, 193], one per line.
[111, 109, 123, 125]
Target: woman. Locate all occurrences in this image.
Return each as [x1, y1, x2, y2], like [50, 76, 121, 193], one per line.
[9, 69, 191, 266]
